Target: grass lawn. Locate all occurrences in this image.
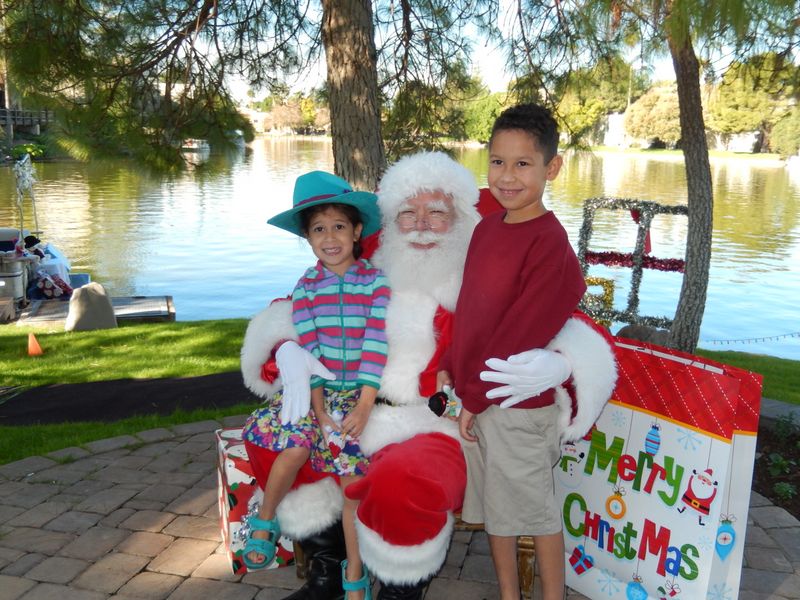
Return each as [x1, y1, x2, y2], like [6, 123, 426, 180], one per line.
[1, 319, 797, 465]
[0, 319, 248, 388]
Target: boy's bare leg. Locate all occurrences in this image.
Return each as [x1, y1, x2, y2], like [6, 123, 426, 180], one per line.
[488, 534, 520, 600]
[247, 446, 309, 564]
[533, 532, 565, 600]
[341, 476, 366, 599]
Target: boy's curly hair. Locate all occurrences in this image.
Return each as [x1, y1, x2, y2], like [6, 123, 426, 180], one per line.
[489, 103, 559, 163]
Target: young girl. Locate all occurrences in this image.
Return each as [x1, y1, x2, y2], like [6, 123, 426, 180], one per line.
[242, 170, 389, 600]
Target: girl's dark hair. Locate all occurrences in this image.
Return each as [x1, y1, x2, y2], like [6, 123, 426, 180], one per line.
[299, 202, 364, 259]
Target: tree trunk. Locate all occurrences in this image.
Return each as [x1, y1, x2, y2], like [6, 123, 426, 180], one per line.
[320, 0, 386, 190]
[667, 32, 713, 353]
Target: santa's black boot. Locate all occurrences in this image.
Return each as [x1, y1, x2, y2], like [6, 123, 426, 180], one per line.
[283, 521, 346, 600]
[376, 579, 429, 600]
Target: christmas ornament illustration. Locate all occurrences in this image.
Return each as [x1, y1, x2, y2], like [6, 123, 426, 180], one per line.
[626, 574, 648, 600]
[715, 515, 737, 560]
[657, 581, 681, 598]
[605, 485, 627, 520]
[644, 422, 661, 455]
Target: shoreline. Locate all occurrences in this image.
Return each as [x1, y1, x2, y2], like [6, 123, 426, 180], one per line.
[261, 133, 793, 168]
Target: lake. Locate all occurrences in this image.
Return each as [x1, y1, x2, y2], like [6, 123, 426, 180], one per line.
[1, 137, 798, 360]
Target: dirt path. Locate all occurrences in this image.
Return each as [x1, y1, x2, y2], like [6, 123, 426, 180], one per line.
[0, 372, 257, 426]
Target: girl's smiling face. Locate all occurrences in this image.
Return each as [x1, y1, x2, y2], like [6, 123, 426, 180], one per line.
[305, 205, 363, 276]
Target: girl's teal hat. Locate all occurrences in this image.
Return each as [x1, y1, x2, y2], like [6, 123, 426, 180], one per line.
[268, 171, 381, 237]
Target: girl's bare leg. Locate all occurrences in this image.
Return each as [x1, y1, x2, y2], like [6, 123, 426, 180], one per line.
[247, 446, 309, 565]
[341, 475, 366, 599]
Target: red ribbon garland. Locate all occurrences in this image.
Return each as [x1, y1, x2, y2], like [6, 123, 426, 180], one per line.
[584, 251, 685, 273]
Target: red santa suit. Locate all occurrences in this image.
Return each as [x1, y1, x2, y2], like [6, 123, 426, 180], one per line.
[240, 152, 617, 590]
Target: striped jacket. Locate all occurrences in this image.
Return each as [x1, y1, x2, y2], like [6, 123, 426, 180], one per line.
[292, 259, 390, 391]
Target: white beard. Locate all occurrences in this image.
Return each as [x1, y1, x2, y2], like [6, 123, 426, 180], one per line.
[372, 217, 475, 311]
[362, 213, 477, 408]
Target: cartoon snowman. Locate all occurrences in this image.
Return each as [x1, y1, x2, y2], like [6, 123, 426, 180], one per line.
[556, 442, 586, 488]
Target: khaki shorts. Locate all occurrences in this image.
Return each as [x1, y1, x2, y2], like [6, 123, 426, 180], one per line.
[460, 403, 561, 537]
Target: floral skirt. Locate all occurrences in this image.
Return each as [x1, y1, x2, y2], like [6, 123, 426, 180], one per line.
[242, 387, 369, 477]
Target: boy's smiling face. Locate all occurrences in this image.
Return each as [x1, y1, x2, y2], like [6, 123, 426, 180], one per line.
[488, 128, 563, 223]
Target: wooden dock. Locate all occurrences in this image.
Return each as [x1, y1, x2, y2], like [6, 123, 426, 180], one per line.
[16, 296, 175, 327]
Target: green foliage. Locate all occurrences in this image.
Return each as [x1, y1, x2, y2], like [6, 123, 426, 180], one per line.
[706, 53, 797, 138]
[299, 96, 316, 128]
[767, 452, 797, 477]
[382, 64, 485, 158]
[1, 0, 308, 168]
[774, 414, 799, 443]
[555, 54, 650, 145]
[624, 83, 681, 147]
[773, 481, 798, 502]
[771, 107, 800, 157]
[254, 96, 275, 112]
[0, 0, 500, 173]
[463, 93, 505, 144]
[10, 143, 46, 160]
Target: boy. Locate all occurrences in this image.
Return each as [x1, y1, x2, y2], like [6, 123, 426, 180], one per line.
[439, 103, 586, 600]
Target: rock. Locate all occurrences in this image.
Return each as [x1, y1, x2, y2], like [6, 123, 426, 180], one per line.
[65, 282, 117, 331]
[616, 324, 670, 346]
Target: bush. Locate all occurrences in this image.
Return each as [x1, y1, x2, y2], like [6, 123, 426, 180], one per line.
[773, 482, 798, 502]
[11, 143, 46, 160]
[771, 107, 800, 156]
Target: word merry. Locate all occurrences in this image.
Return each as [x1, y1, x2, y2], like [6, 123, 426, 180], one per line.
[583, 428, 685, 506]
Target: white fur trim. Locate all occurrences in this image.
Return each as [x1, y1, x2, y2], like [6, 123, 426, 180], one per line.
[377, 292, 438, 406]
[240, 301, 297, 398]
[275, 478, 343, 539]
[377, 152, 479, 224]
[356, 512, 454, 585]
[548, 317, 618, 442]
[360, 405, 459, 456]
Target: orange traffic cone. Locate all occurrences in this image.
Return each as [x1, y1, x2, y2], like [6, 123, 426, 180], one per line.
[28, 333, 43, 356]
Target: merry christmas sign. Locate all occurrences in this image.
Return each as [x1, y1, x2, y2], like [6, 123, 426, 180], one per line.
[555, 340, 762, 600]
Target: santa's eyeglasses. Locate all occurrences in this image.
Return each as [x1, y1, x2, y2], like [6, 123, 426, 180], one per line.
[395, 210, 451, 230]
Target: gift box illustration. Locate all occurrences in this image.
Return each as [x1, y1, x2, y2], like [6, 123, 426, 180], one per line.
[216, 428, 294, 574]
[569, 544, 595, 575]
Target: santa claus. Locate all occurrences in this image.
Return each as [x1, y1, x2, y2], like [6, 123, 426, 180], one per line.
[240, 151, 617, 599]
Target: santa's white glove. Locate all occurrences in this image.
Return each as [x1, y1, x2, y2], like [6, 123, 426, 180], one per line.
[480, 349, 572, 408]
[276, 341, 335, 423]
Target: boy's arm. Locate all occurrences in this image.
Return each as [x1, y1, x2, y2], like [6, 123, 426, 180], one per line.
[458, 407, 477, 442]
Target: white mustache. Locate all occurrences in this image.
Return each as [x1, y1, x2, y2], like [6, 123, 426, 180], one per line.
[401, 230, 443, 245]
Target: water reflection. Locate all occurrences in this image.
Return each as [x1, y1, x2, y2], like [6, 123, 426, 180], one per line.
[1, 139, 797, 360]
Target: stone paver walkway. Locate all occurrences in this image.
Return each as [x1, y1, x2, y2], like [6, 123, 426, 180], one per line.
[1, 413, 798, 600]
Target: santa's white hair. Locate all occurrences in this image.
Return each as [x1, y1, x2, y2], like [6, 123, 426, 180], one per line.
[376, 151, 480, 227]
[372, 152, 481, 311]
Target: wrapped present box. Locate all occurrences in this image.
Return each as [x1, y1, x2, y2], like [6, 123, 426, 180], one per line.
[568, 544, 594, 575]
[216, 427, 295, 574]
